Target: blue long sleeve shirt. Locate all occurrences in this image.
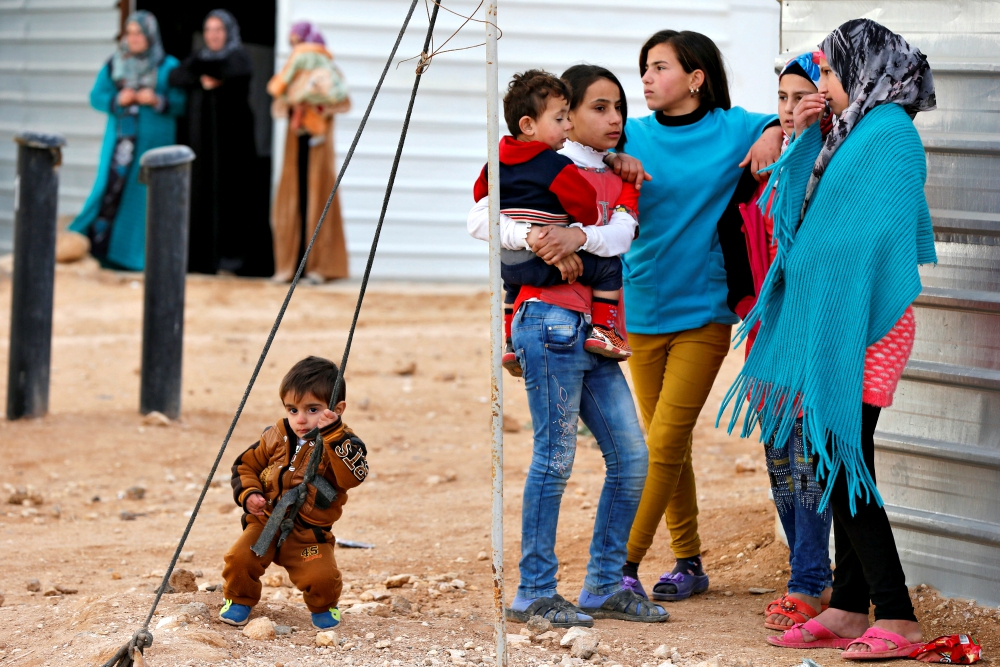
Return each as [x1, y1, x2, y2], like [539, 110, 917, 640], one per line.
[622, 106, 777, 334]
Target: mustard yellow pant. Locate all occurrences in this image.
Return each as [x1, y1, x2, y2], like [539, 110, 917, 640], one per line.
[625, 323, 732, 563]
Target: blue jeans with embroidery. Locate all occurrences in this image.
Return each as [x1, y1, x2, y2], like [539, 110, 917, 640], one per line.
[765, 418, 834, 598]
[512, 301, 648, 598]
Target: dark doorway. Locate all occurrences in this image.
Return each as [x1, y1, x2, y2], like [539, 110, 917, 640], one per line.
[139, 0, 276, 158]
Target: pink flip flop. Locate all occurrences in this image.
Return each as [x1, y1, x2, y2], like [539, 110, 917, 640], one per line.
[841, 627, 919, 660]
[766, 618, 855, 649]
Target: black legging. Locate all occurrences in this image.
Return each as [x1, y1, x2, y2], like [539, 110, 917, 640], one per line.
[815, 404, 916, 622]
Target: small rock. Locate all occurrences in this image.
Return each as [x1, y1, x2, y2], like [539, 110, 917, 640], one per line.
[179, 552, 194, 563]
[7, 487, 43, 506]
[343, 602, 379, 614]
[653, 645, 671, 659]
[735, 456, 757, 473]
[526, 615, 553, 635]
[243, 617, 276, 641]
[175, 602, 209, 618]
[506, 634, 530, 645]
[534, 631, 559, 644]
[274, 625, 291, 636]
[0, 591, 4, 607]
[375, 639, 392, 649]
[426, 475, 444, 485]
[748, 587, 776, 595]
[26, 579, 41, 592]
[315, 630, 338, 647]
[43, 583, 60, 597]
[722, 591, 733, 597]
[571, 636, 600, 659]
[560, 627, 593, 647]
[502, 419, 521, 433]
[394, 361, 418, 376]
[168, 569, 198, 593]
[187, 629, 228, 648]
[372, 603, 391, 617]
[694, 660, 720, 667]
[385, 574, 412, 588]
[450, 579, 466, 590]
[125, 486, 146, 500]
[155, 615, 183, 630]
[142, 411, 171, 427]
[477, 551, 489, 561]
[392, 596, 412, 613]
[55, 584, 78, 595]
[119, 510, 146, 521]
[672, 652, 683, 663]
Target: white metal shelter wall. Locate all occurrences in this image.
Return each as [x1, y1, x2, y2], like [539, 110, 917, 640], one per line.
[276, 0, 779, 280]
[0, 0, 119, 253]
[781, 0, 1000, 605]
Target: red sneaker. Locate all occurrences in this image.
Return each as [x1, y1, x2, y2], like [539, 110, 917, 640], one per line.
[584, 324, 631, 359]
[502, 339, 523, 377]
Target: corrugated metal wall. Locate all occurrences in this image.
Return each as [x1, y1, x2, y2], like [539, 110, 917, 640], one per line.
[781, 0, 1000, 606]
[277, 0, 779, 279]
[0, 0, 120, 253]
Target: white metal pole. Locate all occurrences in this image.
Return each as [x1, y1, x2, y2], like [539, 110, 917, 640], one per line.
[485, 2, 506, 667]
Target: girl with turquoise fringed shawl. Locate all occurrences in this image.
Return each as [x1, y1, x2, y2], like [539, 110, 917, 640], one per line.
[717, 19, 937, 660]
[70, 11, 185, 271]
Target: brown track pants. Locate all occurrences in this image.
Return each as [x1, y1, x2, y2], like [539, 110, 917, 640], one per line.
[222, 513, 342, 613]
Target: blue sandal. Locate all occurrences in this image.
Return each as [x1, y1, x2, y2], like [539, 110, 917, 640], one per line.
[651, 571, 709, 602]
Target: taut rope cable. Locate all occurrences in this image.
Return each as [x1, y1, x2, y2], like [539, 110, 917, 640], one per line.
[99, 1, 422, 664]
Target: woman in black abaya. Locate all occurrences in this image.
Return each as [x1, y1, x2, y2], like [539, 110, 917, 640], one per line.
[169, 9, 273, 275]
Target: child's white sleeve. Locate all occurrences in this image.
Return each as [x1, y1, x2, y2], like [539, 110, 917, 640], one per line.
[572, 210, 638, 258]
[467, 197, 530, 250]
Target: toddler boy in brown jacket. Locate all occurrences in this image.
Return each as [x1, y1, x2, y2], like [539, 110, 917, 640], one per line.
[219, 356, 368, 629]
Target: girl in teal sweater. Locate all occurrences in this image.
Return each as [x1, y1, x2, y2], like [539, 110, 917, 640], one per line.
[721, 19, 936, 659]
[610, 30, 782, 605]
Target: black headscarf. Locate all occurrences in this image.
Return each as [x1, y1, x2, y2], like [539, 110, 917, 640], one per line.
[804, 19, 936, 212]
[198, 9, 243, 61]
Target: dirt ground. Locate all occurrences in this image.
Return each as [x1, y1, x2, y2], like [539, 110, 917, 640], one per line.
[0, 261, 996, 667]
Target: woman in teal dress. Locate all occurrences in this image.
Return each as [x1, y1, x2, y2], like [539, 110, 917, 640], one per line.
[70, 11, 185, 271]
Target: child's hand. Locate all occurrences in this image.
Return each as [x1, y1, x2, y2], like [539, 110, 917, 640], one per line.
[793, 92, 827, 137]
[246, 493, 267, 517]
[605, 153, 652, 191]
[317, 408, 341, 430]
[740, 125, 784, 182]
[118, 88, 137, 106]
[554, 254, 584, 283]
[533, 225, 587, 264]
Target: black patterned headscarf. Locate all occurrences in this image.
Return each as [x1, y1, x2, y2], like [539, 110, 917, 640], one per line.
[803, 19, 936, 213]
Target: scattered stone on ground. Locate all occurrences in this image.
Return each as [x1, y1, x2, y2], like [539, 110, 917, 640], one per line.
[141, 411, 171, 427]
[54, 584, 78, 594]
[571, 634, 600, 659]
[315, 630, 338, 647]
[392, 595, 412, 613]
[394, 361, 417, 376]
[748, 587, 776, 595]
[274, 624, 291, 636]
[167, 569, 198, 593]
[561, 626, 594, 648]
[174, 601, 209, 618]
[6, 486, 44, 505]
[242, 616, 276, 640]
[477, 550, 489, 561]
[506, 633, 530, 645]
[525, 614, 553, 635]
[735, 456, 757, 473]
[178, 551, 194, 562]
[260, 570, 293, 588]
[124, 485, 146, 500]
[25, 579, 40, 592]
[385, 573, 412, 588]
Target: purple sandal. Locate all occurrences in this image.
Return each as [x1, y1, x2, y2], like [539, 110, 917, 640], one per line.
[651, 571, 710, 602]
[620, 575, 648, 599]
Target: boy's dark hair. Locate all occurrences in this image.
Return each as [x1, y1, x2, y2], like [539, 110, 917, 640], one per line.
[561, 64, 629, 151]
[280, 356, 345, 406]
[503, 69, 571, 137]
[639, 30, 731, 111]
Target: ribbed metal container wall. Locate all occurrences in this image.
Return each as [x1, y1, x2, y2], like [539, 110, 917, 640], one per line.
[278, 0, 780, 279]
[0, 0, 119, 253]
[780, 0, 1000, 606]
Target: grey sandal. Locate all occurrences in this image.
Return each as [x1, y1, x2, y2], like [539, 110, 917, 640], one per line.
[580, 589, 670, 623]
[504, 594, 594, 628]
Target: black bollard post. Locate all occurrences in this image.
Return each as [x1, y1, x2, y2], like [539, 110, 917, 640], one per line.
[139, 145, 195, 419]
[7, 132, 66, 420]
